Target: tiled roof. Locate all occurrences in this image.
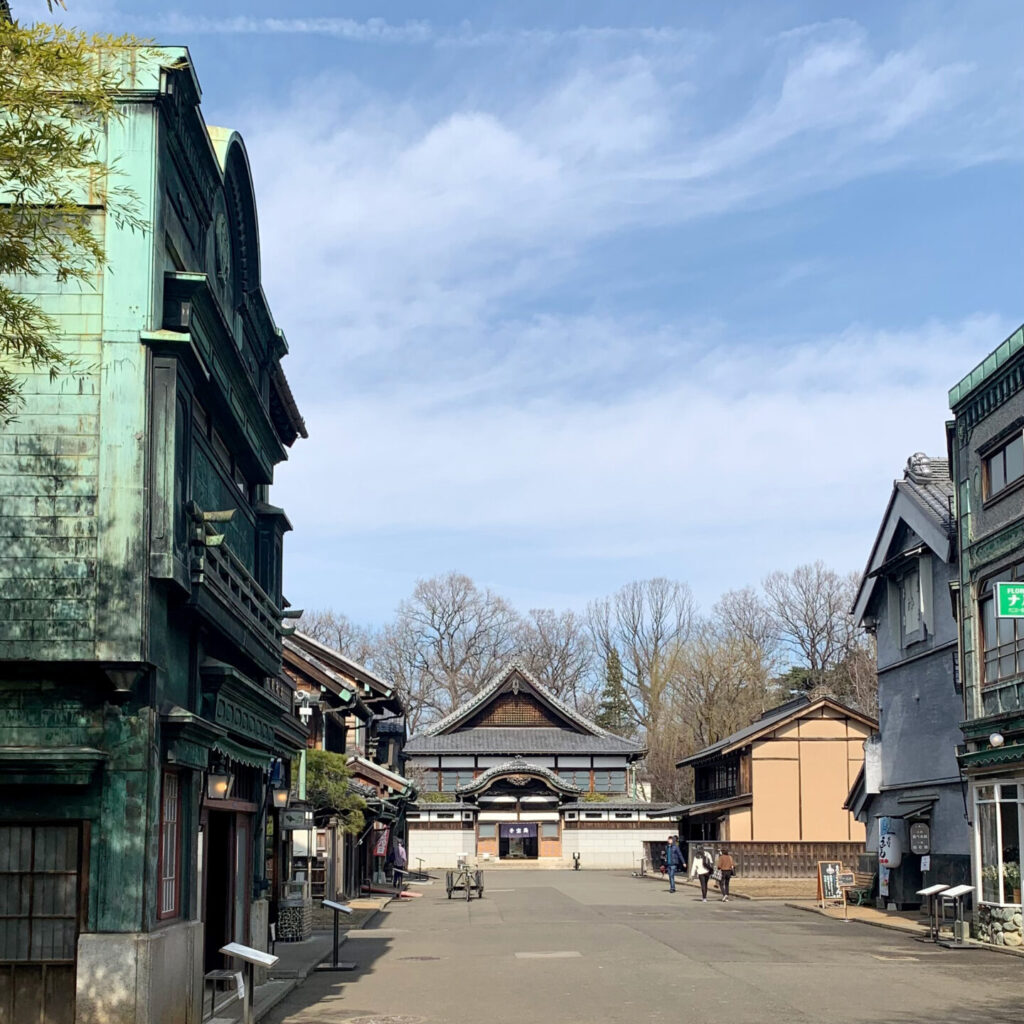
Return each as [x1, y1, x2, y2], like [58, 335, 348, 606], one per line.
[562, 800, 671, 812]
[897, 455, 954, 538]
[423, 659, 611, 738]
[404, 727, 643, 756]
[676, 697, 811, 767]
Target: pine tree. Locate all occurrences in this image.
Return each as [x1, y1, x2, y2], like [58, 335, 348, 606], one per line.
[596, 648, 632, 734]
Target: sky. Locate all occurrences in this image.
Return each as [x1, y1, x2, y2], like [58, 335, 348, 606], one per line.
[27, 0, 1024, 625]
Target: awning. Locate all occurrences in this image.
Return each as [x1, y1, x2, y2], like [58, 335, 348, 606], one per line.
[214, 737, 273, 770]
[500, 823, 536, 838]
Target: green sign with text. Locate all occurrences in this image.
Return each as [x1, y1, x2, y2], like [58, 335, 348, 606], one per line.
[996, 582, 1024, 617]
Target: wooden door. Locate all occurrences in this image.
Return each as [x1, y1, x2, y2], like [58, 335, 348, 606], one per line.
[0, 824, 82, 1024]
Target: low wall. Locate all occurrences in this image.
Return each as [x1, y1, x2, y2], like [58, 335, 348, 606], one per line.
[76, 920, 203, 1024]
[409, 826, 476, 868]
[687, 841, 866, 878]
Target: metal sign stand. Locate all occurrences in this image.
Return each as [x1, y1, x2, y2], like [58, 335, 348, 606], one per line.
[915, 883, 949, 942]
[315, 899, 357, 972]
[219, 943, 279, 1024]
[935, 885, 981, 950]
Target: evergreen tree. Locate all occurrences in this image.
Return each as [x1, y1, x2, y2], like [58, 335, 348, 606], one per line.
[596, 647, 632, 734]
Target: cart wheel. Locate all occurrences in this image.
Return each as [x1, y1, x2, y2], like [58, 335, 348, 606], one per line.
[446, 870, 454, 898]
[475, 871, 484, 898]
[466, 874, 472, 901]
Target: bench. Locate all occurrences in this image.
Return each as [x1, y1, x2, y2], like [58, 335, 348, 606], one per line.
[844, 870, 876, 906]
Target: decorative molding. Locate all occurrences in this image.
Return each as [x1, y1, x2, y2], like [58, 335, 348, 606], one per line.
[968, 520, 1024, 574]
[456, 756, 581, 796]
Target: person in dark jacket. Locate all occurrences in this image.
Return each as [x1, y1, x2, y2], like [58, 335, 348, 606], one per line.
[665, 836, 685, 893]
[716, 849, 735, 901]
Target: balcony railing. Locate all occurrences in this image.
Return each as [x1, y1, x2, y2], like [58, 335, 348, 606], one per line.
[188, 503, 285, 677]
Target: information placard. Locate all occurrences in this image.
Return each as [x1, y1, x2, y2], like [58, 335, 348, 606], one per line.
[817, 861, 843, 904]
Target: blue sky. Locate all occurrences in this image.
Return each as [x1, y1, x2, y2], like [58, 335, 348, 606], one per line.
[34, 1, 1024, 624]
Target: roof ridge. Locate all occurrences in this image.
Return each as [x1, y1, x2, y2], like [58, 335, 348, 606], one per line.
[421, 658, 615, 739]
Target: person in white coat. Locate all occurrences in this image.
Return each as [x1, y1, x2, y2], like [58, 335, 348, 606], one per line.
[689, 847, 713, 901]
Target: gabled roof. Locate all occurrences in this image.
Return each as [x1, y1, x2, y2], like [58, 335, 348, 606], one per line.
[346, 754, 413, 796]
[289, 632, 404, 713]
[424, 660, 610, 738]
[675, 695, 877, 769]
[852, 453, 955, 625]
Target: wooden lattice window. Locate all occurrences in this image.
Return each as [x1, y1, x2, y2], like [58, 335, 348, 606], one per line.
[158, 772, 181, 919]
[468, 693, 561, 728]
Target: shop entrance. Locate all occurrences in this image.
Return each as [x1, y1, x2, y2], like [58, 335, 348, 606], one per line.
[499, 823, 538, 859]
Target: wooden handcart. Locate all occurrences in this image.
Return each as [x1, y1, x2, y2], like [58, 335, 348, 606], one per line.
[445, 863, 485, 900]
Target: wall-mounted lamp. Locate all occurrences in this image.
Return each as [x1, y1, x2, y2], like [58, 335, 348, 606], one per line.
[207, 767, 234, 799]
[272, 788, 289, 809]
[989, 732, 1005, 748]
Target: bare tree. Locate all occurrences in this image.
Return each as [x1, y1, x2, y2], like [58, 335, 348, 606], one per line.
[712, 587, 780, 666]
[518, 608, 597, 712]
[380, 572, 520, 729]
[588, 578, 696, 734]
[297, 608, 376, 664]
[762, 563, 859, 683]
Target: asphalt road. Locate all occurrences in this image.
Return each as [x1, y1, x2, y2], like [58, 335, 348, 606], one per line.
[266, 870, 1022, 1024]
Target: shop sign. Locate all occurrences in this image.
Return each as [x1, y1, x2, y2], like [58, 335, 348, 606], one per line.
[909, 821, 931, 855]
[281, 809, 310, 831]
[996, 582, 1024, 618]
[373, 826, 391, 857]
[500, 823, 537, 838]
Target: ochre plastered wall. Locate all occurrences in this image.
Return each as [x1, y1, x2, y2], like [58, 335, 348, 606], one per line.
[749, 708, 870, 842]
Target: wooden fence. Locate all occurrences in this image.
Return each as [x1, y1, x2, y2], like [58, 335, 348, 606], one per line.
[686, 841, 866, 878]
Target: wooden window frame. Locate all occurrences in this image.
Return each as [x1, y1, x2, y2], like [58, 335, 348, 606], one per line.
[157, 770, 183, 921]
[983, 430, 1024, 503]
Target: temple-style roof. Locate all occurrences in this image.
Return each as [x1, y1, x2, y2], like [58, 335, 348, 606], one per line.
[406, 660, 645, 759]
[404, 727, 640, 756]
[456, 756, 581, 796]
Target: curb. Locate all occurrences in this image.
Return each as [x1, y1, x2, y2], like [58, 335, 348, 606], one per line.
[255, 903, 390, 1022]
[783, 901, 1024, 958]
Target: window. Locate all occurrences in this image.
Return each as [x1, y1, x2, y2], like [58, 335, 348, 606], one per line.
[478, 824, 496, 839]
[980, 561, 1024, 686]
[975, 782, 1022, 904]
[158, 772, 181, 919]
[436, 813, 455, 820]
[985, 432, 1024, 499]
[614, 812, 633, 819]
[583, 811, 603, 819]
[541, 823, 559, 839]
[439, 770, 475, 792]
[557, 769, 591, 790]
[899, 567, 924, 644]
[593, 770, 626, 794]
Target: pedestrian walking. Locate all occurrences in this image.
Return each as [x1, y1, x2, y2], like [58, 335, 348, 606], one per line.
[716, 849, 735, 901]
[664, 836, 685, 893]
[392, 838, 408, 887]
[689, 847, 713, 901]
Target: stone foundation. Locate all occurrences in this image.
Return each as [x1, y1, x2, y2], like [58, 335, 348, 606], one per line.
[976, 903, 1023, 946]
[277, 898, 312, 941]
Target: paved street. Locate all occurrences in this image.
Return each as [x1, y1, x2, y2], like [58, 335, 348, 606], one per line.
[266, 871, 1021, 1024]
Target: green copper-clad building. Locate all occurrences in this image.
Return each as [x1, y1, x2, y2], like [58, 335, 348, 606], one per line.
[0, 48, 307, 1022]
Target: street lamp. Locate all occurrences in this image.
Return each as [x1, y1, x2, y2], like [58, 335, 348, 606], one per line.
[272, 788, 289, 809]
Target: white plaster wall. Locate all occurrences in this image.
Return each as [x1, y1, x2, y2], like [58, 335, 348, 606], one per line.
[561, 828, 668, 869]
[408, 827, 476, 868]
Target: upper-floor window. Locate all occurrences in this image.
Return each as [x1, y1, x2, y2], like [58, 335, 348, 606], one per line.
[695, 758, 739, 803]
[985, 432, 1024, 500]
[593, 769, 626, 794]
[980, 560, 1024, 687]
[439, 769, 475, 792]
[557, 769, 591, 790]
[899, 566, 924, 646]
